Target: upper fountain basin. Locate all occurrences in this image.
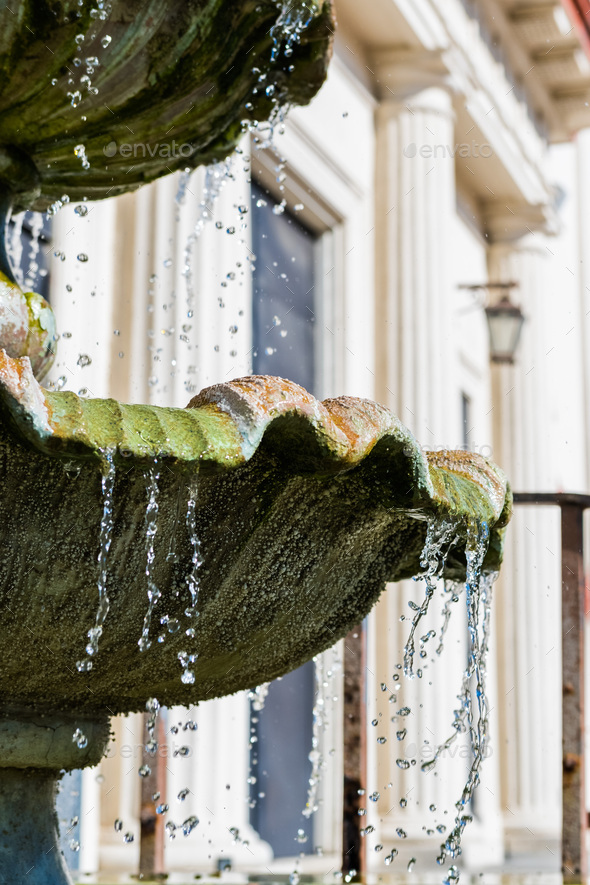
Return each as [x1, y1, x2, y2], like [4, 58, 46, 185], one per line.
[0, 354, 511, 716]
[0, 0, 335, 212]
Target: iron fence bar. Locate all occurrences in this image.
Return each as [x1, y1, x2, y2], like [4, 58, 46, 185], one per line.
[512, 491, 589, 883]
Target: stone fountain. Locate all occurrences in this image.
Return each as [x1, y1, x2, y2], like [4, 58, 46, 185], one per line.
[0, 2, 511, 882]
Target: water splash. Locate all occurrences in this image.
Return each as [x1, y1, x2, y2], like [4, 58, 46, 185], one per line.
[138, 464, 161, 652]
[76, 451, 116, 672]
[270, 0, 315, 63]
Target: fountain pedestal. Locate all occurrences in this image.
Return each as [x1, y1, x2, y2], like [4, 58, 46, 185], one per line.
[0, 710, 110, 885]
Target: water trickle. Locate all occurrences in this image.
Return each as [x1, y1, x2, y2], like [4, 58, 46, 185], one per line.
[76, 451, 116, 672]
[138, 464, 161, 652]
[302, 649, 340, 820]
[185, 480, 202, 619]
[145, 697, 160, 756]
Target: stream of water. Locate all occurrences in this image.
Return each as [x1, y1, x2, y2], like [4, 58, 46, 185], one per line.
[138, 464, 162, 652]
[76, 450, 116, 673]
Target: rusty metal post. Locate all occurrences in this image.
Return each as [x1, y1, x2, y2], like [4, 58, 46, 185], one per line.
[561, 503, 587, 884]
[513, 493, 590, 881]
[342, 623, 366, 879]
[139, 711, 167, 879]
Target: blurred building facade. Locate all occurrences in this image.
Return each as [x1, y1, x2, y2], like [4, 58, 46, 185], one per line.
[42, 0, 590, 876]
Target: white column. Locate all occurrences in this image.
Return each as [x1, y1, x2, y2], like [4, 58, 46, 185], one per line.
[369, 54, 504, 872]
[487, 231, 562, 854]
[374, 52, 458, 445]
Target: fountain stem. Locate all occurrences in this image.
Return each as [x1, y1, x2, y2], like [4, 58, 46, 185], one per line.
[0, 189, 16, 285]
[0, 768, 73, 885]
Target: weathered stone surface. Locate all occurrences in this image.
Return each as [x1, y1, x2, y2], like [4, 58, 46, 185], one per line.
[0, 0, 335, 212]
[0, 354, 511, 717]
[0, 769, 75, 885]
[0, 272, 56, 380]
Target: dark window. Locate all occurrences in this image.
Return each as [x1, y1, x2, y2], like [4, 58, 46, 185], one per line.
[251, 182, 316, 393]
[249, 182, 318, 856]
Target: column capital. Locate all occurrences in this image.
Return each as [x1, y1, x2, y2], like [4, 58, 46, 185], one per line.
[373, 48, 453, 106]
[482, 199, 559, 244]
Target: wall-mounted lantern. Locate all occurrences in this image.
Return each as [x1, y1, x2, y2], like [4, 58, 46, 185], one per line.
[484, 295, 525, 364]
[458, 281, 525, 364]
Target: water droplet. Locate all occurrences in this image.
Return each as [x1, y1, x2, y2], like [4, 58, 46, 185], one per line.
[138, 764, 151, 778]
[77, 353, 92, 367]
[124, 832, 134, 843]
[407, 857, 416, 872]
[77, 252, 89, 262]
[74, 204, 88, 216]
[182, 815, 199, 835]
[114, 819, 123, 832]
[101, 35, 112, 47]
[396, 828, 407, 839]
[178, 788, 190, 802]
[72, 727, 87, 749]
[156, 803, 169, 815]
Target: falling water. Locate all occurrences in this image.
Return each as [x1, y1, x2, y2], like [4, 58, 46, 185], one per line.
[185, 480, 202, 619]
[76, 451, 116, 672]
[302, 649, 339, 821]
[436, 580, 464, 656]
[303, 654, 325, 820]
[138, 464, 161, 652]
[7, 212, 24, 286]
[182, 160, 233, 307]
[249, 682, 270, 712]
[434, 528, 495, 869]
[178, 480, 202, 684]
[387, 516, 496, 881]
[403, 518, 460, 678]
[145, 697, 160, 756]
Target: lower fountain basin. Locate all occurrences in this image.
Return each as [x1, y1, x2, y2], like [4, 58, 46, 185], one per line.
[0, 353, 510, 716]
